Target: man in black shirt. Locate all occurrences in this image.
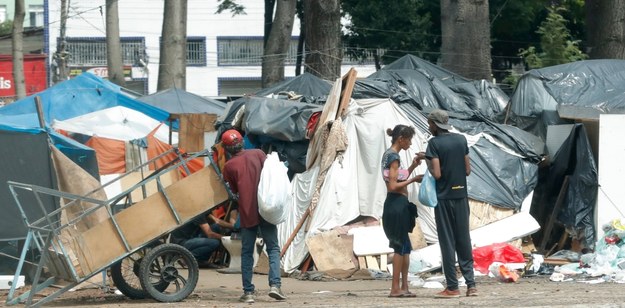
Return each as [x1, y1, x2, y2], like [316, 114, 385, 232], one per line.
[424, 109, 477, 298]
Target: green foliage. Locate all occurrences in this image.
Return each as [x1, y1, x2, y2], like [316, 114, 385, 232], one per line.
[341, 0, 435, 64]
[518, 6, 587, 70]
[0, 20, 12, 37]
[216, 0, 246, 16]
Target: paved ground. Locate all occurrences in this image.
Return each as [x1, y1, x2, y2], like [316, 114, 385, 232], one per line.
[2, 268, 625, 307]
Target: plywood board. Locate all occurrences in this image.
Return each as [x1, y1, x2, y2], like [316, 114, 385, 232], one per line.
[337, 68, 357, 118]
[77, 166, 229, 275]
[177, 113, 218, 152]
[596, 115, 625, 238]
[305, 230, 356, 271]
[305, 78, 342, 169]
[409, 221, 427, 250]
[348, 226, 394, 256]
[121, 170, 180, 203]
[409, 211, 540, 274]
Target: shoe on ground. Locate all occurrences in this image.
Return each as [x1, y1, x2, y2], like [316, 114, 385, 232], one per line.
[268, 286, 287, 300]
[466, 287, 478, 297]
[435, 288, 461, 298]
[239, 291, 255, 303]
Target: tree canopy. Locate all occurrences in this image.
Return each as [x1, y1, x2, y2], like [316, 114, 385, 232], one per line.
[342, 0, 435, 66]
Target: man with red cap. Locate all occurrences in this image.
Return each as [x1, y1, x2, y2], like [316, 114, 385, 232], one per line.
[220, 129, 286, 303]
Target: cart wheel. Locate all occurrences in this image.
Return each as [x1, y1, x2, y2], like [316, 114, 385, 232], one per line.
[110, 243, 169, 299]
[139, 243, 199, 302]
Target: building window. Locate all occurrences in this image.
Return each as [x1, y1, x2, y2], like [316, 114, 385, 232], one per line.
[28, 5, 44, 28]
[217, 36, 299, 66]
[63, 37, 147, 67]
[187, 37, 206, 66]
[0, 5, 7, 23]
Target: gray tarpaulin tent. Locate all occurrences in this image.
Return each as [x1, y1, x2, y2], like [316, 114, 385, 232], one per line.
[507, 59, 625, 140]
[505, 60, 623, 250]
[138, 88, 225, 115]
[255, 73, 331, 104]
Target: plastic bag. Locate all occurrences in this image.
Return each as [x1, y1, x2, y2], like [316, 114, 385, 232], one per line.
[418, 170, 437, 207]
[489, 262, 520, 282]
[257, 152, 291, 225]
[472, 242, 526, 274]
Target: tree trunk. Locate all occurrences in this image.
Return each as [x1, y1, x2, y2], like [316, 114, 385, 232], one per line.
[303, 0, 341, 80]
[158, 0, 187, 91]
[586, 0, 625, 59]
[106, 0, 125, 86]
[54, 0, 69, 83]
[295, 0, 305, 76]
[262, 0, 297, 88]
[12, 0, 26, 99]
[295, 26, 305, 76]
[440, 0, 492, 80]
[264, 0, 276, 46]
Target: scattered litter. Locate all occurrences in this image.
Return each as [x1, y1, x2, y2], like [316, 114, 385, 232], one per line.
[422, 281, 444, 289]
[312, 291, 332, 294]
[549, 272, 573, 282]
[578, 278, 605, 284]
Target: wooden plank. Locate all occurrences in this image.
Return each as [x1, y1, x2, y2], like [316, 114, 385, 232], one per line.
[539, 176, 570, 253]
[305, 78, 342, 169]
[305, 230, 356, 271]
[337, 68, 358, 119]
[78, 166, 229, 275]
[358, 256, 366, 270]
[178, 113, 218, 152]
[380, 254, 387, 271]
[365, 255, 379, 270]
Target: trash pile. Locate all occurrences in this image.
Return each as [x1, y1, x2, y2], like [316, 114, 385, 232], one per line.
[545, 219, 625, 283]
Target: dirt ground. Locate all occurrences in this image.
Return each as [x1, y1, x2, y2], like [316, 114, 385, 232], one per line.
[2, 269, 625, 308]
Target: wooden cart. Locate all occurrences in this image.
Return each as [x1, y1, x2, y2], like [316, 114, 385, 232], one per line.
[5, 149, 230, 307]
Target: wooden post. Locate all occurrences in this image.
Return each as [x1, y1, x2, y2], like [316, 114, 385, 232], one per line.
[280, 208, 310, 257]
[539, 176, 570, 253]
[34, 96, 46, 128]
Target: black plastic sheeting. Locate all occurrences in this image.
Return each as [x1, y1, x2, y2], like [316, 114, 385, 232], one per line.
[530, 124, 598, 249]
[363, 55, 509, 121]
[507, 59, 625, 139]
[220, 54, 543, 210]
[0, 131, 58, 241]
[468, 137, 539, 208]
[215, 96, 321, 174]
[255, 73, 331, 105]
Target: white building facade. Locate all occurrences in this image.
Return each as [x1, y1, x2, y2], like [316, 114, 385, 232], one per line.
[46, 0, 376, 97]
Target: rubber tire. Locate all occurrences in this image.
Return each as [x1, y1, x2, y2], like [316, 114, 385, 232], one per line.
[138, 243, 199, 302]
[110, 245, 170, 299]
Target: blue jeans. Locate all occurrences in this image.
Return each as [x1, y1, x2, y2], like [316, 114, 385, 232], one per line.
[183, 235, 221, 262]
[241, 219, 281, 293]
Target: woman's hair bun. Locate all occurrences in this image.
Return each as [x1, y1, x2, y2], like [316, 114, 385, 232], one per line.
[386, 128, 393, 136]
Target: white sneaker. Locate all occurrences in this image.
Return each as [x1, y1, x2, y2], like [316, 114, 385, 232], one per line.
[239, 291, 255, 303]
[268, 286, 287, 300]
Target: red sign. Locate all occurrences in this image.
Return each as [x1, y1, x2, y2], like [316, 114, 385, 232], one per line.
[0, 54, 47, 97]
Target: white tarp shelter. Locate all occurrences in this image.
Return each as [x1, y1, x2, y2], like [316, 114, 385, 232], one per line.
[52, 106, 176, 144]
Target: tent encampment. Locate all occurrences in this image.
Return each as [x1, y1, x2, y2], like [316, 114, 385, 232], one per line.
[0, 73, 174, 241]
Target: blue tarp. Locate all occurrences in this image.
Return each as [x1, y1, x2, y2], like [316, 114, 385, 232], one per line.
[0, 72, 171, 130]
